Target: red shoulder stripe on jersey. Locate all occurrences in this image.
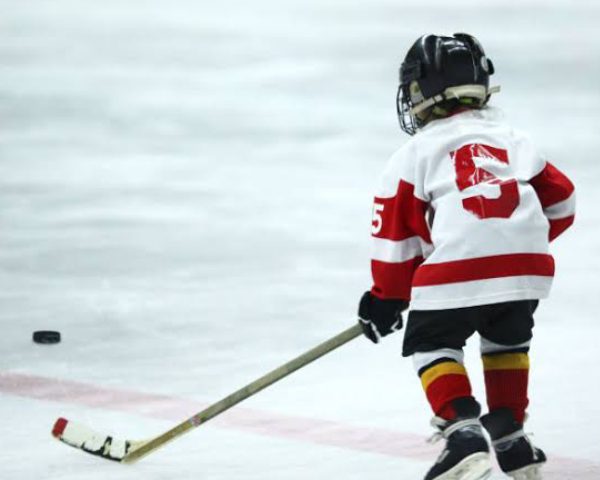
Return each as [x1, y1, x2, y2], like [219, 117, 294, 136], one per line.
[530, 162, 575, 208]
[549, 215, 575, 242]
[412, 253, 555, 287]
[371, 256, 424, 300]
[373, 180, 431, 243]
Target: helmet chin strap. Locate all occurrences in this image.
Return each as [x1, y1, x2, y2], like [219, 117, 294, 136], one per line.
[411, 84, 501, 115]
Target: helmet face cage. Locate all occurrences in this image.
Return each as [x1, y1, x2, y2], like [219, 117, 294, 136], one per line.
[397, 58, 425, 136]
[397, 45, 432, 136]
[396, 84, 419, 136]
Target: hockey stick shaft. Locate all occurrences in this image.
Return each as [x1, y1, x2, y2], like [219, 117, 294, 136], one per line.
[123, 323, 363, 462]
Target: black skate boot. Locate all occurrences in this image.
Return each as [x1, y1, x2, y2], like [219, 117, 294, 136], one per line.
[424, 399, 491, 480]
[480, 408, 546, 480]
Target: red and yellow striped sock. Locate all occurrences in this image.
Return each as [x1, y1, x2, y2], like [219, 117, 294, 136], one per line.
[419, 360, 473, 420]
[482, 352, 529, 423]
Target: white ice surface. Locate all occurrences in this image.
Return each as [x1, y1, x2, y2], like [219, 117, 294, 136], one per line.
[1, 0, 599, 479]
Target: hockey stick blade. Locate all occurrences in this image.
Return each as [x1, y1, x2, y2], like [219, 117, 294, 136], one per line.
[52, 417, 145, 462]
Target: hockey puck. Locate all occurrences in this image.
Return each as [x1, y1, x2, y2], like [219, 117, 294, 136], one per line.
[33, 330, 61, 344]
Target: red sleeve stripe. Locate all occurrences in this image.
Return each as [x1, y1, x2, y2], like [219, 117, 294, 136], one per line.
[373, 180, 432, 243]
[412, 253, 555, 287]
[371, 257, 424, 300]
[543, 193, 575, 219]
[549, 216, 575, 242]
[371, 236, 423, 263]
[530, 162, 575, 208]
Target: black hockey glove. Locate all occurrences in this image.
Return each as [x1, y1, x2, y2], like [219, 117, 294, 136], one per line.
[358, 291, 408, 344]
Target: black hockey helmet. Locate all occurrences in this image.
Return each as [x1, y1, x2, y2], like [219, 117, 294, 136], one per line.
[397, 33, 499, 135]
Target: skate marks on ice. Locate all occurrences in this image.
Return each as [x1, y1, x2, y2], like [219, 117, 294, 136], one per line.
[0, 371, 597, 479]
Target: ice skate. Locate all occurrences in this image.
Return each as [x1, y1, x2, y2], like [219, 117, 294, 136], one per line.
[424, 416, 492, 480]
[481, 408, 546, 480]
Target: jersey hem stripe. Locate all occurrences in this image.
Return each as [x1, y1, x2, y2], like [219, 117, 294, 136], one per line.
[412, 253, 554, 287]
[410, 288, 550, 310]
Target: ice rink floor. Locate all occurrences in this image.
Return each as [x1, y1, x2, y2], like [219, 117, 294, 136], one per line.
[1, 0, 599, 478]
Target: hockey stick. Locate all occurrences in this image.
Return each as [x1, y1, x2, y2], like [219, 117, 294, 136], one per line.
[52, 323, 363, 463]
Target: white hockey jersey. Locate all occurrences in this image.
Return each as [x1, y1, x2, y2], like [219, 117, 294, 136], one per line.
[370, 108, 575, 310]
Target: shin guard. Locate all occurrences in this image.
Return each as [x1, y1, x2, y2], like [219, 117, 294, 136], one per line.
[481, 342, 530, 424]
[415, 350, 474, 420]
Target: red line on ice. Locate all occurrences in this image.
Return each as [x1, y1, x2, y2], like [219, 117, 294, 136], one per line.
[1, 371, 598, 479]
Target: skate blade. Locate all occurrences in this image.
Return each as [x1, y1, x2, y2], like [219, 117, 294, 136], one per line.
[507, 464, 543, 480]
[432, 452, 492, 480]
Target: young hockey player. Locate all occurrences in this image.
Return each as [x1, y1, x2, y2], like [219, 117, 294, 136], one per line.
[357, 34, 575, 480]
